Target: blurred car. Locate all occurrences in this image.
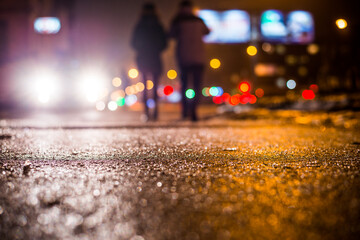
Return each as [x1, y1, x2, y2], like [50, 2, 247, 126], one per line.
[6, 58, 111, 110]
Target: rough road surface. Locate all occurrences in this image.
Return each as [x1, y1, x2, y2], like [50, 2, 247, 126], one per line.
[0, 116, 360, 240]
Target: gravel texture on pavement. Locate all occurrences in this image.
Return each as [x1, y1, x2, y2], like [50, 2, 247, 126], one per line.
[0, 120, 360, 240]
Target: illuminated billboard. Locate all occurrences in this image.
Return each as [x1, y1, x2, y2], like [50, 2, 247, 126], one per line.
[34, 17, 61, 34]
[198, 10, 251, 43]
[287, 11, 314, 43]
[260, 10, 287, 41]
[261, 10, 314, 43]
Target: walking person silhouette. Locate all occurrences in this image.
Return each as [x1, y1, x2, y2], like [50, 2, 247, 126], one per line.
[131, 2, 167, 121]
[169, 0, 210, 121]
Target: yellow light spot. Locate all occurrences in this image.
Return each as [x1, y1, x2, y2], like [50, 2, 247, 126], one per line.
[336, 19, 347, 29]
[247, 46, 257, 56]
[240, 83, 250, 93]
[298, 66, 308, 76]
[125, 86, 133, 95]
[167, 70, 177, 80]
[112, 77, 122, 87]
[132, 86, 138, 94]
[307, 44, 319, 55]
[136, 82, 145, 92]
[146, 80, 154, 90]
[285, 55, 297, 65]
[128, 68, 139, 79]
[210, 58, 221, 69]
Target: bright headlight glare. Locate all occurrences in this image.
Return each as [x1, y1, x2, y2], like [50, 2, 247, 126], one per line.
[79, 70, 108, 103]
[31, 70, 59, 104]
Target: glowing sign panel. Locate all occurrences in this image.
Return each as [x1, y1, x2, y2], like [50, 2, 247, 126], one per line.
[261, 10, 287, 40]
[198, 10, 250, 43]
[287, 11, 314, 43]
[261, 10, 314, 43]
[34, 17, 61, 34]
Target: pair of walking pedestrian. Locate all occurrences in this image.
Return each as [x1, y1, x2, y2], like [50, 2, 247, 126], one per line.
[131, 0, 210, 121]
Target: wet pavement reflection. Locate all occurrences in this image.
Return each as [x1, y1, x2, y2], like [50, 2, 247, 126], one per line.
[0, 121, 359, 239]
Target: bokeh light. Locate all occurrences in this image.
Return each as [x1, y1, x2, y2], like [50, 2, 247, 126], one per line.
[111, 90, 125, 101]
[307, 44, 319, 55]
[163, 85, 174, 96]
[209, 87, 221, 97]
[125, 95, 138, 106]
[32, 71, 58, 104]
[285, 55, 297, 65]
[79, 70, 108, 103]
[34, 17, 61, 34]
[213, 96, 223, 104]
[262, 43, 274, 53]
[336, 19, 347, 29]
[125, 86, 134, 95]
[276, 45, 286, 55]
[157, 86, 165, 98]
[298, 66, 308, 76]
[210, 58, 221, 69]
[255, 88, 264, 98]
[112, 77, 122, 87]
[136, 82, 145, 92]
[286, 79, 296, 89]
[222, 93, 231, 102]
[185, 89, 195, 99]
[239, 82, 250, 93]
[128, 68, 139, 79]
[247, 46, 257, 56]
[240, 94, 250, 104]
[249, 95, 257, 104]
[230, 94, 240, 105]
[276, 78, 286, 88]
[146, 99, 155, 109]
[202, 87, 210, 97]
[309, 84, 319, 93]
[168, 91, 181, 103]
[146, 80, 154, 90]
[116, 97, 125, 106]
[108, 101, 118, 111]
[96, 101, 106, 111]
[167, 70, 177, 80]
[302, 89, 315, 100]
[216, 87, 224, 96]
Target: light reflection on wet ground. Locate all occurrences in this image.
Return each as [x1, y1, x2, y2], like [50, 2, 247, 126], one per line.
[0, 123, 359, 239]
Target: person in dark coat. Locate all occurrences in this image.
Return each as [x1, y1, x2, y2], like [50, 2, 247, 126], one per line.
[131, 2, 167, 121]
[169, 0, 210, 121]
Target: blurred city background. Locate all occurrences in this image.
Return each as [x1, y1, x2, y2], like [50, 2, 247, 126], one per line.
[1, 2, 360, 239]
[0, 0, 359, 116]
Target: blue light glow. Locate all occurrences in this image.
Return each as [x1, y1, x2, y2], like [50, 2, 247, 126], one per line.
[286, 79, 296, 89]
[287, 11, 314, 43]
[261, 10, 287, 41]
[34, 17, 61, 34]
[125, 95, 137, 106]
[198, 10, 250, 43]
[168, 91, 182, 103]
[146, 99, 155, 109]
[261, 10, 314, 43]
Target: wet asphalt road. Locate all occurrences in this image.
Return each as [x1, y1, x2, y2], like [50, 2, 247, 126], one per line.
[0, 113, 360, 240]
